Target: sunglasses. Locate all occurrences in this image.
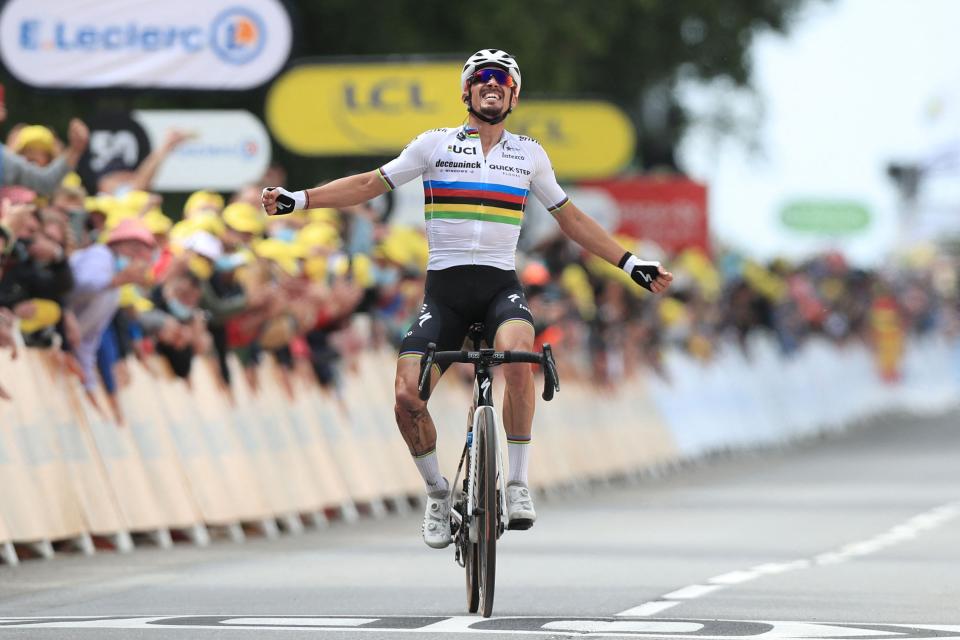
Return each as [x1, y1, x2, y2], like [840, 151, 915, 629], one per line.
[470, 68, 515, 88]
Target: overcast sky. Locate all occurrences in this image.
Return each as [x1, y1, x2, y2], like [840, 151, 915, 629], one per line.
[678, 0, 959, 266]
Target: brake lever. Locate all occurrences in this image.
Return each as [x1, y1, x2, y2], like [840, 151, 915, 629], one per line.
[418, 342, 437, 401]
[541, 343, 560, 401]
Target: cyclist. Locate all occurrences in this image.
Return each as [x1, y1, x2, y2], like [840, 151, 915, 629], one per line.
[262, 49, 673, 549]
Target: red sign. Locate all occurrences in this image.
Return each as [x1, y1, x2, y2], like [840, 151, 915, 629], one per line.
[580, 177, 709, 255]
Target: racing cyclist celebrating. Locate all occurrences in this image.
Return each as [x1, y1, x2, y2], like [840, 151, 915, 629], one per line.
[262, 49, 673, 549]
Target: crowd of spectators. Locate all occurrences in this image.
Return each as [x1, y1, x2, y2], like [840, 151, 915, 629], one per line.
[1, 112, 957, 415]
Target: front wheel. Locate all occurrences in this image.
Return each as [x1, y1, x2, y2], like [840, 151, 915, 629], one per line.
[465, 538, 479, 612]
[476, 407, 498, 617]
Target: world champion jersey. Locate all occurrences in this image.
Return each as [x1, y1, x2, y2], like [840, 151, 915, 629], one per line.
[377, 125, 569, 271]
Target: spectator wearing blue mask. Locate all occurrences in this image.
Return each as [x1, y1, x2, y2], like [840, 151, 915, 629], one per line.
[66, 218, 154, 396]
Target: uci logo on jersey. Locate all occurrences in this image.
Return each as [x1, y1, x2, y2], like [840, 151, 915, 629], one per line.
[447, 145, 477, 155]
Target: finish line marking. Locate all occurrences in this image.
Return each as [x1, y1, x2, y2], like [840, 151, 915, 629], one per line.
[0, 616, 957, 637]
[616, 500, 960, 618]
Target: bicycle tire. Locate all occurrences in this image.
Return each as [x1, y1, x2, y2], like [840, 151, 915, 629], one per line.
[463, 481, 480, 612]
[477, 407, 498, 618]
[465, 535, 480, 612]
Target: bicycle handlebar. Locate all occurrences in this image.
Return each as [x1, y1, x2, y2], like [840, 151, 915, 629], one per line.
[417, 342, 560, 402]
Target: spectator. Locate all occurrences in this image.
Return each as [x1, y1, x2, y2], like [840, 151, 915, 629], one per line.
[0, 118, 89, 197]
[65, 218, 154, 397]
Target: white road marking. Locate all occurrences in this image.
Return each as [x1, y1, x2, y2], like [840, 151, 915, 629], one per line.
[541, 620, 704, 633]
[614, 601, 682, 616]
[616, 499, 960, 618]
[662, 584, 725, 600]
[0, 616, 958, 637]
[219, 617, 376, 627]
[414, 616, 490, 632]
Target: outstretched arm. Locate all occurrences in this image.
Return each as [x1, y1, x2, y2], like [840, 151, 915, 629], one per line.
[553, 201, 673, 294]
[261, 170, 388, 215]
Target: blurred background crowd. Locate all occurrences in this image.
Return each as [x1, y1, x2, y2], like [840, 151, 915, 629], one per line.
[2, 106, 957, 417]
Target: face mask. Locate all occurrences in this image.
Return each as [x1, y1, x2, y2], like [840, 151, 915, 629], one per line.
[166, 296, 193, 322]
[115, 255, 131, 272]
[215, 253, 246, 273]
[375, 265, 400, 287]
[273, 227, 297, 243]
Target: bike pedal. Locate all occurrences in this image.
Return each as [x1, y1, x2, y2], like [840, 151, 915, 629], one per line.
[507, 518, 533, 531]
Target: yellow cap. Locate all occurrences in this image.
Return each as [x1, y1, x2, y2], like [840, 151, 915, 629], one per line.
[183, 190, 224, 217]
[252, 238, 301, 275]
[376, 226, 428, 271]
[306, 207, 340, 226]
[13, 125, 56, 154]
[188, 255, 214, 280]
[351, 253, 374, 288]
[118, 285, 154, 312]
[142, 208, 173, 235]
[119, 190, 153, 215]
[85, 195, 117, 216]
[658, 297, 688, 327]
[17, 299, 62, 333]
[304, 256, 327, 281]
[104, 207, 137, 231]
[61, 172, 84, 190]
[297, 222, 341, 252]
[222, 202, 266, 235]
[191, 212, 225, 238]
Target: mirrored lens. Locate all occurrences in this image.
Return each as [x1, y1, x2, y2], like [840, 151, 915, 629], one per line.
[472, 68, 512, 86]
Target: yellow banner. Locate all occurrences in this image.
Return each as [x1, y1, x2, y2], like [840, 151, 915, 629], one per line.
[265, 60, 635, 179]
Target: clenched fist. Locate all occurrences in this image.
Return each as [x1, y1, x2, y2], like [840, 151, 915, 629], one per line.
[261, 186, 306, 216]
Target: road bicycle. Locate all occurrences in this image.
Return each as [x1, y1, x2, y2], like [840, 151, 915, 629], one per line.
[418, 323, 559, 618]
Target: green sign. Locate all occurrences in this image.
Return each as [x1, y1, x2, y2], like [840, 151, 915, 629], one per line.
[779, 200, 871, 235]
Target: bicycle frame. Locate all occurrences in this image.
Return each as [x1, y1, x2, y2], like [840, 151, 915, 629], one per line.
[462, 370, 507, 543]
[416, 330, 559, 616]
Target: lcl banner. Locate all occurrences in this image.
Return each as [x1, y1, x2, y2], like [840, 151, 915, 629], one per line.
[265, 60, 636, 180]
[580, 177, 710, 255]
[0, 0, 292, 89]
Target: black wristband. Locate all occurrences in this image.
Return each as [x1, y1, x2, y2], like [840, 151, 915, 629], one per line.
[617, 251, 632, 269]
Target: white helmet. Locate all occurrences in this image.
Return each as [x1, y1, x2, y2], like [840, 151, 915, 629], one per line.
[461, 49, 521, 92]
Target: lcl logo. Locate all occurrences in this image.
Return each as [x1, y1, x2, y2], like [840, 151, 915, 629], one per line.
[342, 79, 436, 113]
[513, 117, 568, 143]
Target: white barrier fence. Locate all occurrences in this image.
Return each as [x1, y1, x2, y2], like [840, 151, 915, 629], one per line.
[1, 331, 957, 565]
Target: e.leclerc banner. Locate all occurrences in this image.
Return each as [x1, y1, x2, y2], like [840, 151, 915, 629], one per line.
[266, 60, 635, 180]
[0, 0, 291, 89]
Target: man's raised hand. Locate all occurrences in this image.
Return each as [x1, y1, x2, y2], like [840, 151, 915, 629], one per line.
[619, 253, 674, 294]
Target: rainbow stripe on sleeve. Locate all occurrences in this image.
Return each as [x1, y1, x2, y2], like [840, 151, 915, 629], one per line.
[423, 180, 528, 226]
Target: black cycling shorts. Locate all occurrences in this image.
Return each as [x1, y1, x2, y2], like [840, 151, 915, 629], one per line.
[399, 265, 534, 372]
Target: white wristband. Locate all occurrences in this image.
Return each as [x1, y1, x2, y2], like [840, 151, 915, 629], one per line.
[621, 254, 661, 277]
[278, 187, 307, 211]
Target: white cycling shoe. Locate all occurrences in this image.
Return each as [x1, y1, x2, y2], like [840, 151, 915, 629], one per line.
[421, 491, 452, 549]
[506, 482, 536, 530]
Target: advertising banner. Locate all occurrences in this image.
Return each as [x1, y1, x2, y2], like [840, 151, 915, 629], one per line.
[580, 177, 710, 254]
[77, 112, 152, 194]
[0, 0, 292, 89]
[266, 60, 635, 179]
[779, 200, 871, 235]
[134, 110, 271, 191]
